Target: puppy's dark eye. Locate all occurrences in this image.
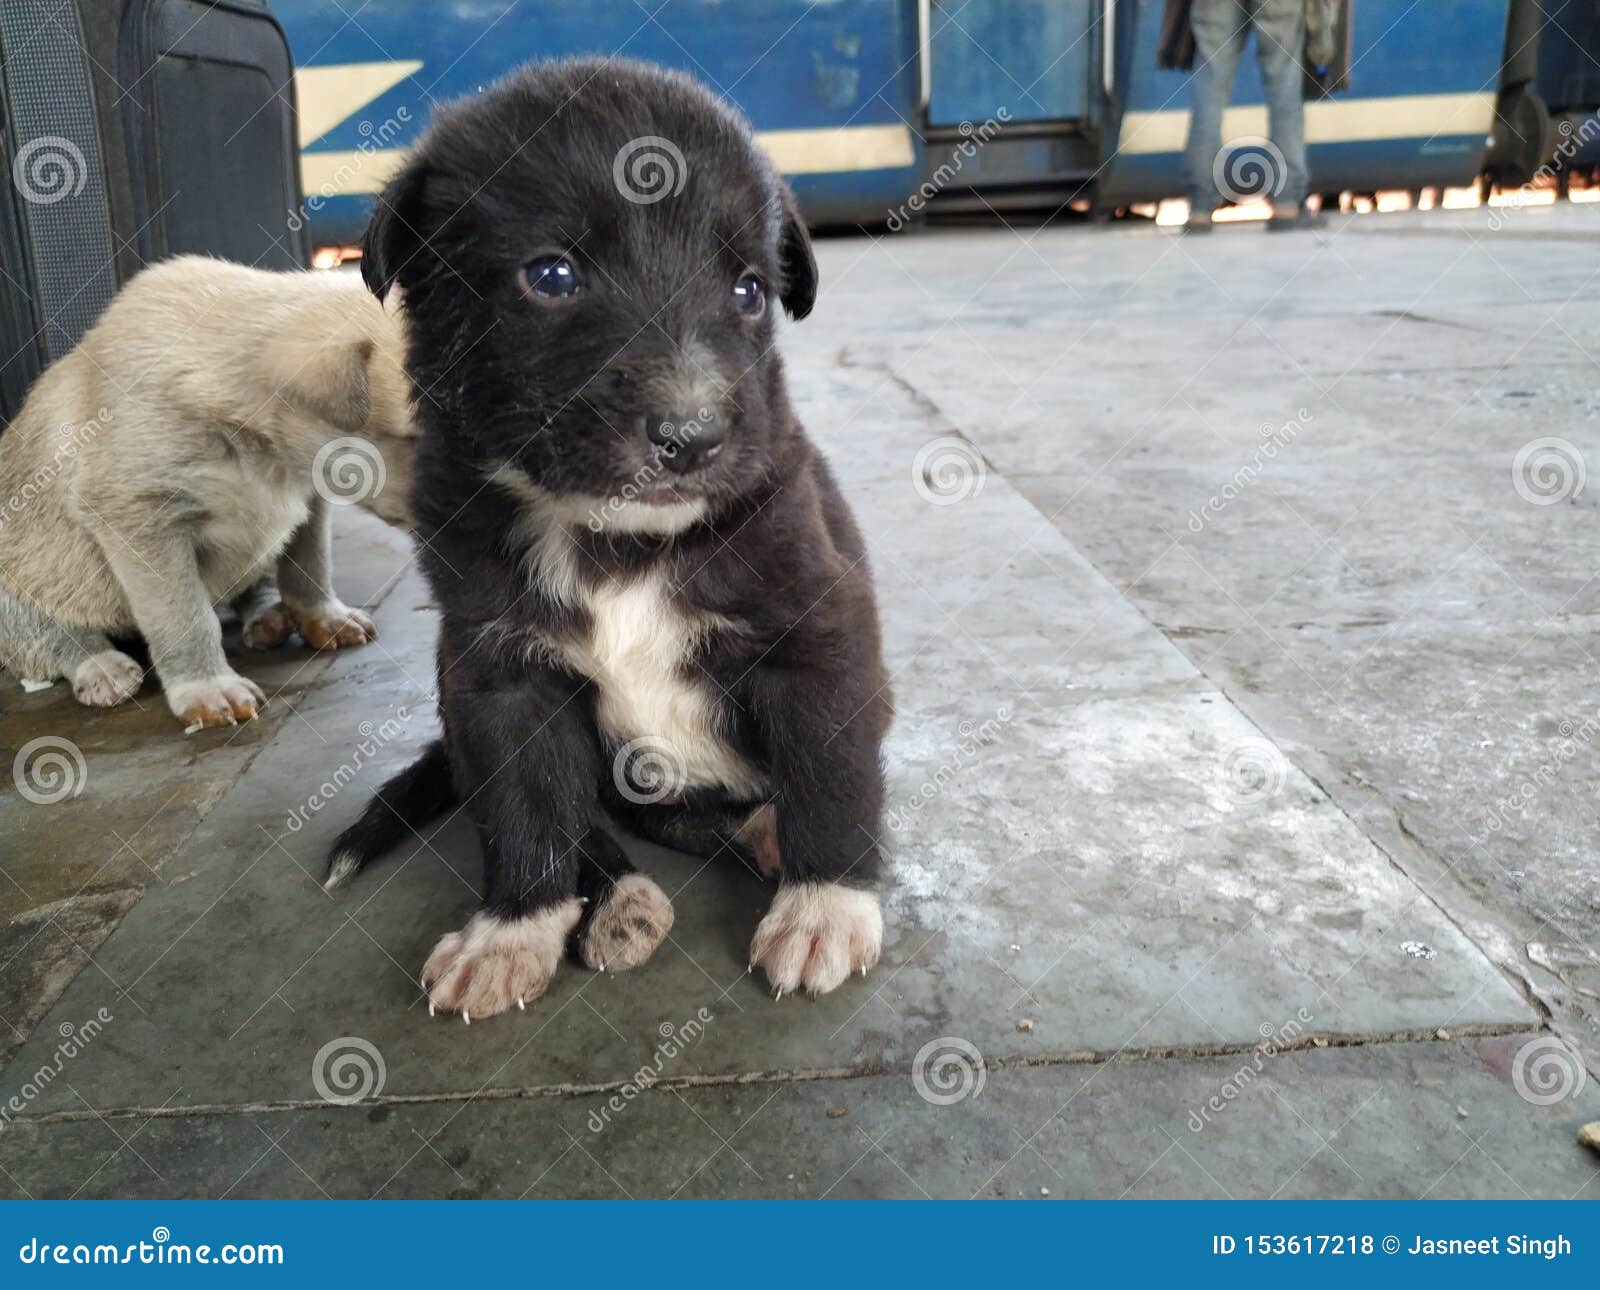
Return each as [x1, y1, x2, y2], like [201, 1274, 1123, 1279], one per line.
[732, 272, 765, 317]
[523, 255, 581, 301]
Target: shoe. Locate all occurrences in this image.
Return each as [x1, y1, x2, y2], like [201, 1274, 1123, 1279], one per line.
[1266, 203, 1327, 232]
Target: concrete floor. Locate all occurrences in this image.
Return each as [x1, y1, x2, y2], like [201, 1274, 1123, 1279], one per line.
[2, 201, 1598, 1198]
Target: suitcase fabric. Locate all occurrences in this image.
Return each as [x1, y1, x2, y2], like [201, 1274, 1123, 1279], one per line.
[0, 0, 307, 427]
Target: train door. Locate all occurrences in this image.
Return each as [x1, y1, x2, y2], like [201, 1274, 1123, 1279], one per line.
[926, 0, 1100, 126]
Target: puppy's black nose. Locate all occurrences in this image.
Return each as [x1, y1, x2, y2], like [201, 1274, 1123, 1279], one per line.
[645, 408, 724, 474]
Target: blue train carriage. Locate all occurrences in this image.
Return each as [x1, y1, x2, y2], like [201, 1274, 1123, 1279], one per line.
[273, 0, 925, 246]
[1097, 0, 1516, 208]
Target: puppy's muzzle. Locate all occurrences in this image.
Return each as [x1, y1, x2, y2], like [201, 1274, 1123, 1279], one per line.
[645, 406, 725, 475]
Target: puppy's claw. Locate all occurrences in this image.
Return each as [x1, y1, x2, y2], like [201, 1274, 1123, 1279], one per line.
[427, 1001, 435, 1017]
[516, 997, 525, 1011]
[462, 1011, 470, 1025]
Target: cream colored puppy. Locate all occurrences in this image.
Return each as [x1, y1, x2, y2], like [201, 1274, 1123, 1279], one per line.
[0, 256, 416, 729]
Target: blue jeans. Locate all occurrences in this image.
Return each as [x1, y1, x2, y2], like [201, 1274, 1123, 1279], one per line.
[1183, 0, 1309, 212]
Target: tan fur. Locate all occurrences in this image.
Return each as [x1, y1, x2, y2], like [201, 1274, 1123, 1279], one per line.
[580, 873, 675, 971]
[0, 256, 418, 721]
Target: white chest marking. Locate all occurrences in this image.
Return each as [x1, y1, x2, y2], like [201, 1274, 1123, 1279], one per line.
[568, 573, 764, 798]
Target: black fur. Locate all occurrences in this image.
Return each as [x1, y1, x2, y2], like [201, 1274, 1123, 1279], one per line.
[329, 58, 890, 935]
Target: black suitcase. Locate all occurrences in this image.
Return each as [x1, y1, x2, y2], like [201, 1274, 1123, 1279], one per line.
[0, 0, 307, 426]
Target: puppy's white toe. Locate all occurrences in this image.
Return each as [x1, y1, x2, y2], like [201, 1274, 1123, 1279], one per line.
[580, 874, 674, 972]
[421, 902, 583, 1019]
[750, 882, 882, 998]
[71, 650, 144, 707]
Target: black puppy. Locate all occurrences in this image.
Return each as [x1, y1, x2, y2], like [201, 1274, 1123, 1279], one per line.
[327, 59, 892, 1020]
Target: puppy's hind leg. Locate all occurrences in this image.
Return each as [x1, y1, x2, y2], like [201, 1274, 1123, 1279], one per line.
[572, 825, 674, 973]
[236, 575, 294, 651]
[275, 494, 376, 650]
[0, 582, 143, 706]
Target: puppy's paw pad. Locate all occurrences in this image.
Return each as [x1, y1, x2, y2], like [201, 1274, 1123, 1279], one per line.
[422, 902, 583, 1019]
[242, 600, 295, 650]
[750, 883, 883, 998]
[581, 874, 674, 971]
[71, 650, 144, 707]
[289, 602, 377, 650]
[167, 673, 266, 730]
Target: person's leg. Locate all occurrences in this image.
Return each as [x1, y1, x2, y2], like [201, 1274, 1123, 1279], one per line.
[1183, 0, 1252, 217]
[1251, 0, 1309, 209]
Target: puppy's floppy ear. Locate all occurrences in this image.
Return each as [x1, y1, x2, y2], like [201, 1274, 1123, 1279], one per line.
[268, 334, 375, 433]
[361, 158, 429, 302]
[776, 179, 817, 321]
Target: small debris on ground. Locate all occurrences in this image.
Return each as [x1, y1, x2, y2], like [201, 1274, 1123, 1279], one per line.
[1040, 1187, 1051, 1197]
[1312, 1036, 1329, 1048]
[1435, 1028, 1451, 1040]
[826, 1106, 847, 1119]
[1017, 1018, 1035, 1033]
[1457, 1106, 1469, 1119]
[1579, 1122, 1600, 1154]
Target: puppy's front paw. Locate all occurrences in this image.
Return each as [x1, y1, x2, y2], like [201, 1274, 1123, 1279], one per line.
[422, 902, 583, 1020]
[287, 601, 377, 650]
[166, 673, 266, 730]
[750, 882, 883, 998]
[71, 649, 144, 707]
[241, 600, 295, 650]
[580, 874, 674, 971]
